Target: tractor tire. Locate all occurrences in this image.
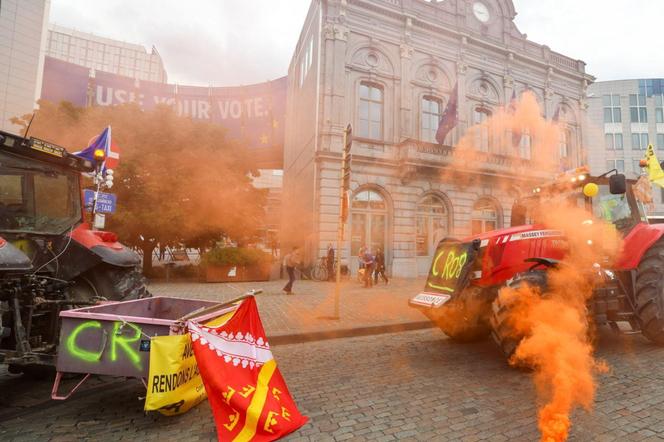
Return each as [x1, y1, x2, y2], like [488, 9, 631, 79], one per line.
[67, 265, 150, 303]
[635, 239, 664, 344]
[490, 271, 548, 361]
[427, 286, 493, 342]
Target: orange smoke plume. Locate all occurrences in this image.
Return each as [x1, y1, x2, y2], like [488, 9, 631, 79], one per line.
[496, 202, 620, 441]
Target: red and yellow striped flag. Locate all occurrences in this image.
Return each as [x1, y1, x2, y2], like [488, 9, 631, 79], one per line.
[188, 297, 307, 441]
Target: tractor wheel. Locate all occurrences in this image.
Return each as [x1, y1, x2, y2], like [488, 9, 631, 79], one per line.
[490, 271, 548, 361]
[635, 239, 664, 344]
[427, 286, 492, 342]
[67, 265, 150, 303]
[88, 265, 150, 301]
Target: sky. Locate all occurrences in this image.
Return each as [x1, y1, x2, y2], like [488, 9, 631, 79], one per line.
[49, 0, 664, 86]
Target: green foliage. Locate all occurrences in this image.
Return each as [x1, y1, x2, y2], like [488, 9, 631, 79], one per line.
[202, 247, 272, 267]
[12, 100, 268, 273]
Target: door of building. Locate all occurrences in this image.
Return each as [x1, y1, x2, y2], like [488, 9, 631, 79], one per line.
[350, 190, 388, 276]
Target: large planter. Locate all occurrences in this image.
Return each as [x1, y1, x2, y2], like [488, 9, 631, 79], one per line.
[205, 263, 271, 283]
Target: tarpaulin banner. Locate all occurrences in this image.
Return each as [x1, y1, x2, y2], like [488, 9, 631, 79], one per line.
[188, 297, 307, 441]
[40, 57, 286, 168]
[41, 57, 89, 106]
[145, 333, 207, 416]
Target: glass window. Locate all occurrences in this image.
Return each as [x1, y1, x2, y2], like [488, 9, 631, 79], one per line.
[560, 129, 571, 158]
[632, 133, 649, 149]
[471, 199, 499, 235]
[656, 95, 664, 123]
[351, 189, 387, 258]
[416, 195, 448, 256]
[358, 83, 383, 140]
[605, 133, 623, 150]
[605, 134, 614, 150]
[421, 96, 442, 143]
[520, 130, 532, 159]
[658, 134, 664, 150]
[603, 94, 621, 123]
[473, 107, 492, 152]
[630, 94, 647, 123]
[606, 159, 625, 173]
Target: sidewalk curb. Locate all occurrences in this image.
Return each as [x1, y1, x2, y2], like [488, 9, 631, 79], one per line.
[270, 321, 435, 346]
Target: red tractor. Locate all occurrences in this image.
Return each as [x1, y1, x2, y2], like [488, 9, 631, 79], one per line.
[0, 130, 148, 374]
[410, 167, 664, 357]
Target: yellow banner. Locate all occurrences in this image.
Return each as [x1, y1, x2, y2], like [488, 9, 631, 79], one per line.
[145, 333, 206, 416]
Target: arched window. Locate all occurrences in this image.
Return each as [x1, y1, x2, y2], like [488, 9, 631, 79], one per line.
[473, 107, 492, 152]
[416, 195, 449, 256]
[351, 189, 387, 256]
[359, 82, 383, 140]
[421, 96, 442, 143]
[471, 198, 500, 235]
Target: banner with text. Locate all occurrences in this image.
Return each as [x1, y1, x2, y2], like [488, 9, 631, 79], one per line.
[41, 57, 285, 168]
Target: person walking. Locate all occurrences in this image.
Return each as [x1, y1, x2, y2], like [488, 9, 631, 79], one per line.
[361, 249, 375, 288]
[373, 247, 388, 284]
[283, 246, 302, 295]
[326, 243, 335, 281]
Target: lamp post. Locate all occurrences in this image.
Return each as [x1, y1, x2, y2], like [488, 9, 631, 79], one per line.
[333, 124, 352, 319]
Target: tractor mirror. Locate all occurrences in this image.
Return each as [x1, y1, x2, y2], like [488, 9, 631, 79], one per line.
[609, 174, 626, 194]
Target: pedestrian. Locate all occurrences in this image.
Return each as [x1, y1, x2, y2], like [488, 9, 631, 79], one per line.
[358, 245, 366, 272]
[326, 243, 335, 281]
[361, 248, 375, 288]
[283, 246, 302, 295]
[374, 247, 388, 284]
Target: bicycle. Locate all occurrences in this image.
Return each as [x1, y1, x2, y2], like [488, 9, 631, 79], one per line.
[310, 256, 330, 282]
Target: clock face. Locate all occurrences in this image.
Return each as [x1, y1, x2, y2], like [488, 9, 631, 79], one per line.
[473, 2, 490, 23]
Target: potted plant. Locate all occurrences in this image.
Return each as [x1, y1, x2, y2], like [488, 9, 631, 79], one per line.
[201, 247, 272, 282]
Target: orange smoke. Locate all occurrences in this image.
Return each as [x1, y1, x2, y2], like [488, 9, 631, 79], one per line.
[496, 202, 620, 441]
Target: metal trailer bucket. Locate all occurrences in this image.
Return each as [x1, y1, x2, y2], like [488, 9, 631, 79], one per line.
[52, 295, 246, 400]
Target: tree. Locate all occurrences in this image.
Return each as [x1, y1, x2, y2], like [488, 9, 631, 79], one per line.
[12, 100, 267, 274]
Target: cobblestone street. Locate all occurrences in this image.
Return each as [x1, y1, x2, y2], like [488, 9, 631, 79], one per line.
[1, 322, 664, 441]
[147, 278, 429, 340]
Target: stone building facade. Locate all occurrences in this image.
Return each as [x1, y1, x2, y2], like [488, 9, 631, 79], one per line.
[282, 0, 593, 277]
[586, 79, 664, 217]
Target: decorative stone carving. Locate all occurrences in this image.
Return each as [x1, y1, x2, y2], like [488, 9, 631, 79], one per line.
[323, 23, 335, 40]
[400, 43, 413, 59]
[544, 88, 554, 100]
[350, 46, 395, 75]
[334, 24, 349, 41]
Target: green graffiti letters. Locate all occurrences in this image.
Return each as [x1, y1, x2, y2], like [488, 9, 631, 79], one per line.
[66, 320, 103, 362]
[432, 249, 468, 281]
[66, 320, 143, 370]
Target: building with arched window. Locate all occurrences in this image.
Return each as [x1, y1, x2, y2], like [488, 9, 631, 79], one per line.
[282, 0, 592, 277]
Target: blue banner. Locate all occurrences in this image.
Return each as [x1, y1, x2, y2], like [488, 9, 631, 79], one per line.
[83, 189, 117, 214]
[41, 57, 286, 168]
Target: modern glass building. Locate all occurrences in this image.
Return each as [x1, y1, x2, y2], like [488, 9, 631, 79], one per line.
[0, 0, 51, 132]
[46, 24, 168, 83]
[586, 79, 664, 216]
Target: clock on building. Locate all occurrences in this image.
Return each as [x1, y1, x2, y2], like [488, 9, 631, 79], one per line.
[472, 2, 490, 23]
